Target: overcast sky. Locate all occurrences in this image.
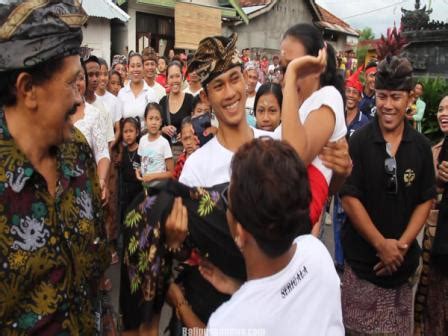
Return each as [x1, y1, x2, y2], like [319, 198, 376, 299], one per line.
[316, 0, 448, 38]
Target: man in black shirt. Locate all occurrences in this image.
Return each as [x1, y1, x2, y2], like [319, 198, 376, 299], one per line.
[340, 56, 436, 335]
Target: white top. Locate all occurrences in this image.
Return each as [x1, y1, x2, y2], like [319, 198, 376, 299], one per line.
[245, 95, 256, 117]
[180, 128, 276, 187]
[91, 98, 115, 143]
[147, 81, 166, 103]
[74, 103, 110, 164]
[183, 86, 202, 97]
[274, 85, 346, 184]
[138, 134, 172, 176]
[117, 80, 157, 128]
[96, 91, 122, 124]
[208, 235, 344, 336]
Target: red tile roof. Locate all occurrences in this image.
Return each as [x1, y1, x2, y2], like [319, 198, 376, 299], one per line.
[316, 4, 351, 28]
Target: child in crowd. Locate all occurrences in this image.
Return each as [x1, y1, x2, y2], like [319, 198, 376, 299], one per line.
[136, 103, 174, 185]
[108, 70, 123, 97]
[116, 117, 146, 332]
[173, 117, 199, 180]
[254, 82, 282, 132]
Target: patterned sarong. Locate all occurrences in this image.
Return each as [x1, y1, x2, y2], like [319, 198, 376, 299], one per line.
[342, 265, 413, 336]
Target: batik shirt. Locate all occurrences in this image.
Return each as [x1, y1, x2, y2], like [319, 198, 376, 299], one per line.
[0, 108, 109, 335]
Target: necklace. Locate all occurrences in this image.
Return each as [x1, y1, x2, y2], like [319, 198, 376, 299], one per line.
[127, 148, 138, 168]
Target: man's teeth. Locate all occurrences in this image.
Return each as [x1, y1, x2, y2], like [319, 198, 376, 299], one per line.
[225, 102, 238, 110]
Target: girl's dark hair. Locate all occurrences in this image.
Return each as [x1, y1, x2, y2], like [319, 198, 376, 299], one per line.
[109, 70, 123, 87]
[180, 116, 193, 133]
[253, 83, 283, 116]
[283, 23, 345, 104]
[144, 102, 163, 119]
[112, 117, 141, 153]
[191, 95, 202, 112]
[167, 60, 183, 76]
[230, 138, 311, 258]
[97, 57, 108, 70]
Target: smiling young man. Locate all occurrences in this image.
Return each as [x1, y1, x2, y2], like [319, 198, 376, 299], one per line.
[340, 56, 436, 335]
[0, 1, 109, 334]
[143, 48, 166, 102]
[359, 60, 378, 119]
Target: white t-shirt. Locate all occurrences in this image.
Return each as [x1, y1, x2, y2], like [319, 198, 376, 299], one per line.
[180, 128, 276, 187]
[117, 80, 157, 128]
[274, 85, 346, 184]
[138, 135, 172, 176]
[245, 95, 256, 127]
[147, 80, 166, 103]
[74, 103, 110, 164]
[92, 97, 115, 143]
[207, 235, 344, 336]
[96, 91, 122, 124]
[183, 86, 202, 97]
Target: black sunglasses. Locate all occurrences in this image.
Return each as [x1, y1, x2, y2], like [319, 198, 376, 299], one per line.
[384, 156, 398, 194]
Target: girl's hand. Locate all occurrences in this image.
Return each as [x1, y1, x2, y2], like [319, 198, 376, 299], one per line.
[142, 174, 154, 183]
[162, 125, 177, 137]
[319, 138, 352, 178]
[284, 47, 327, 83]
[199, 258, 241, 295]
[135, 169, 143, 181]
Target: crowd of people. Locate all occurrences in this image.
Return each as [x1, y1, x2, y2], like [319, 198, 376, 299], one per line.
[0, 1, 447, 336]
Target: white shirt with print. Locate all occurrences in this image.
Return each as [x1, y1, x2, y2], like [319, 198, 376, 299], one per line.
[138, 134, 172, 176]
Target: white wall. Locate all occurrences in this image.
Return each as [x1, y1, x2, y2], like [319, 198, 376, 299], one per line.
[82, 18, 111, 65]
[229, 0, 315, 51]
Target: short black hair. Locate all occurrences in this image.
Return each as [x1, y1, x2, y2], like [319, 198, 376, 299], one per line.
[230, 138, 311, 258]
[144, 102, 163, 119]
[84, 55, 100, 66]
[0, 57, 65, 107]
[253, 83, 283, 116]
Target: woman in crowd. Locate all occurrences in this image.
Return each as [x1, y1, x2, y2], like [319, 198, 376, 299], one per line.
[71, 62, 110, 203]
[159, 61, 194, 160]
[414, 95, 448, 336]
[280, 23, 346, 220]
[117, 52, 157, 130]
[108, 70, 123, 97]
[113, 55, 128, 86]
[254, 82, 282, 132]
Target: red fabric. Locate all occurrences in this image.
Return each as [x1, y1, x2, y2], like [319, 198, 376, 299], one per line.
[156, 73, 168, 92]
[173, 152, 187, 180]
[346, 65, 364, 94]
[365, 66, 377, 75]
[307, 164, 329, 226]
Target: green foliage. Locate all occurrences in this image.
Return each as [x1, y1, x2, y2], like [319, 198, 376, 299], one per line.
[128, 236, 139, 256]
[419, 77, 448, 143]
[198, 192, 215, 217]
[359, 27, 375, 41]
[356, 46, 368, 70]
[124, 210, 142, 229]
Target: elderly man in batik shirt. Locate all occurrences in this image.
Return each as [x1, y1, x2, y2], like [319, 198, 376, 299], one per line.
[0, 1, 109, 334]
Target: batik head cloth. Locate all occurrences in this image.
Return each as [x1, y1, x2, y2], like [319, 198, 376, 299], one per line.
[0, 0, 87, 72]
[187, 33, 242, 86]
[375, 56, 413, 91]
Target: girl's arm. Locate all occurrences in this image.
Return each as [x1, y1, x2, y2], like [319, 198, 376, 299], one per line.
[281, 49, 336, 165]
[141, 158, 174, 183]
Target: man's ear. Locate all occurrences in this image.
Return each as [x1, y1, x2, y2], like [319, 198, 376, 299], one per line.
[16, 72, 37, 109]
[235, 222, 248, 249]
